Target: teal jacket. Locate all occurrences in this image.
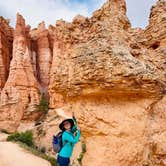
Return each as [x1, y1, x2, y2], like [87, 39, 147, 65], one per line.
[59, 130, 81, 158]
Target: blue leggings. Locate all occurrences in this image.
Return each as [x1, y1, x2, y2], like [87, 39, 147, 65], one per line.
[57, 155, 70, 166]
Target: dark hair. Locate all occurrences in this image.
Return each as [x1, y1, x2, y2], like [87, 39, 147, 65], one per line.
[59, 119, 74, 131]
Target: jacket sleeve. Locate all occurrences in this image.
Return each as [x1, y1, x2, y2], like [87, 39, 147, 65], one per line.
[71, 117, 77, 133]
[63, 130, 81, 144]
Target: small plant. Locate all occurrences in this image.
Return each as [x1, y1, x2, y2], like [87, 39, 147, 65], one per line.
[7, 130, 34, 147]
[1, 129, 10, 134]
[19, 142, 58, 166]
[77, 142, 86, 165]
[82, 142, 86, 154]
[38, 146, 46, 153]
[38, 93, 49, 113]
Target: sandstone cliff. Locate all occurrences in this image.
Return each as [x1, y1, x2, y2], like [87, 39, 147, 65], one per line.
[0, 0, 165, 166]
[0, 14, 42, 132]
[30, 22, 53, 91]
[48, 0, 166, 165]
[0, 17, 13, 91]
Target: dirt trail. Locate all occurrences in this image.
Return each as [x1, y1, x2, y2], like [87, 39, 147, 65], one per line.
[0, 141, 51, 166]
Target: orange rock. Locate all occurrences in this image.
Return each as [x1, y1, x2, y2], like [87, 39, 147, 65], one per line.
[0, 17, 13, 91]
[0, 0, 165, 165]
[30, 21, 52, 89]
[0, 14, 40, 132]
[48, 0, 166, 165]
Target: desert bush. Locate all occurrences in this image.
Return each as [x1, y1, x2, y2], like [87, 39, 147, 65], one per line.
[7, 130, 34, 147]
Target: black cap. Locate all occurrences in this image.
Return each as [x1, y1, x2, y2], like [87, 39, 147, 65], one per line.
[59, 119, 74, 130]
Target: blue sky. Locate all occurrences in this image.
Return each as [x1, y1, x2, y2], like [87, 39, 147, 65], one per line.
[0, 0, 157, 28]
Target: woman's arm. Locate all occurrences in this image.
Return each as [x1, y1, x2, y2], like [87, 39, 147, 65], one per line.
[71, 112, 78, 133]
[63, 130, 81, 144]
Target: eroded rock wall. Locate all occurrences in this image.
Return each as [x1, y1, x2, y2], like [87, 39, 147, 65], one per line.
[0, 0, 165, 165]
[0, 14, 41, 132]
[30, 22, 53, 91]
[0, 14, 54, 132]
[0, 17, 13, 91]
[48, 0, 166, 165]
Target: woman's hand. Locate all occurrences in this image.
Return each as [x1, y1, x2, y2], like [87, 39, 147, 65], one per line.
[73, 127, 80, 136]
[77, 126, 80, 131]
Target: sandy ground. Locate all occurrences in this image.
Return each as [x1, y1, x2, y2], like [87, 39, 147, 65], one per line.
[0, 133, 8, 141]
[0, 141, 51, 166]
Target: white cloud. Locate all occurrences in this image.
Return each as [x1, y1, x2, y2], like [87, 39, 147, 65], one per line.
[0, 0, 158, 29]
[126, 0, 157, 28]
[0, 0, 89, 28]
[89, 0, 107, 18]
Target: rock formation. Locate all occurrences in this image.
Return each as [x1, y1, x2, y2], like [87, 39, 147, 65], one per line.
[0, 0, 165, 165]
[0, 14, 41, 132]
[0, 17, 13, 91]
[30, 22, 53, 91]
[48, 0, 166, 165]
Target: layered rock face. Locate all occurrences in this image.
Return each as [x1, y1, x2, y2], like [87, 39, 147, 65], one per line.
[0, 14, 41, 131]
[30, 22, 53, 91]
[48, 0, 166, 165]
[0, 14, 54, 132]
[0, 0, 165, 165]
[0, 17, 13, 91]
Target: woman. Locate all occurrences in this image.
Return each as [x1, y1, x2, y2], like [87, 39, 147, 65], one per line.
[57, 117, 81, 166]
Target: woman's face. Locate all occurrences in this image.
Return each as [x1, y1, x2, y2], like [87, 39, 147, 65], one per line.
[63, 121, 71, 130]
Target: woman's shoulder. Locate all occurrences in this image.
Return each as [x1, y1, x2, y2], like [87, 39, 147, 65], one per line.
[63, 130, 73, 135]
[62, 131, 74, 140]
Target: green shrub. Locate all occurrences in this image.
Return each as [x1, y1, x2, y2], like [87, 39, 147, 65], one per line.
[38, 146, 46, 153]
[1, 129, 10, 134]
[82, 142, 86, 153]
[7, 130, 34, 147]
[38, 93, 49, 113]
[7, 130, 58, 166]
[19, 142, 58, 166]
[77, 142, 86, 165]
